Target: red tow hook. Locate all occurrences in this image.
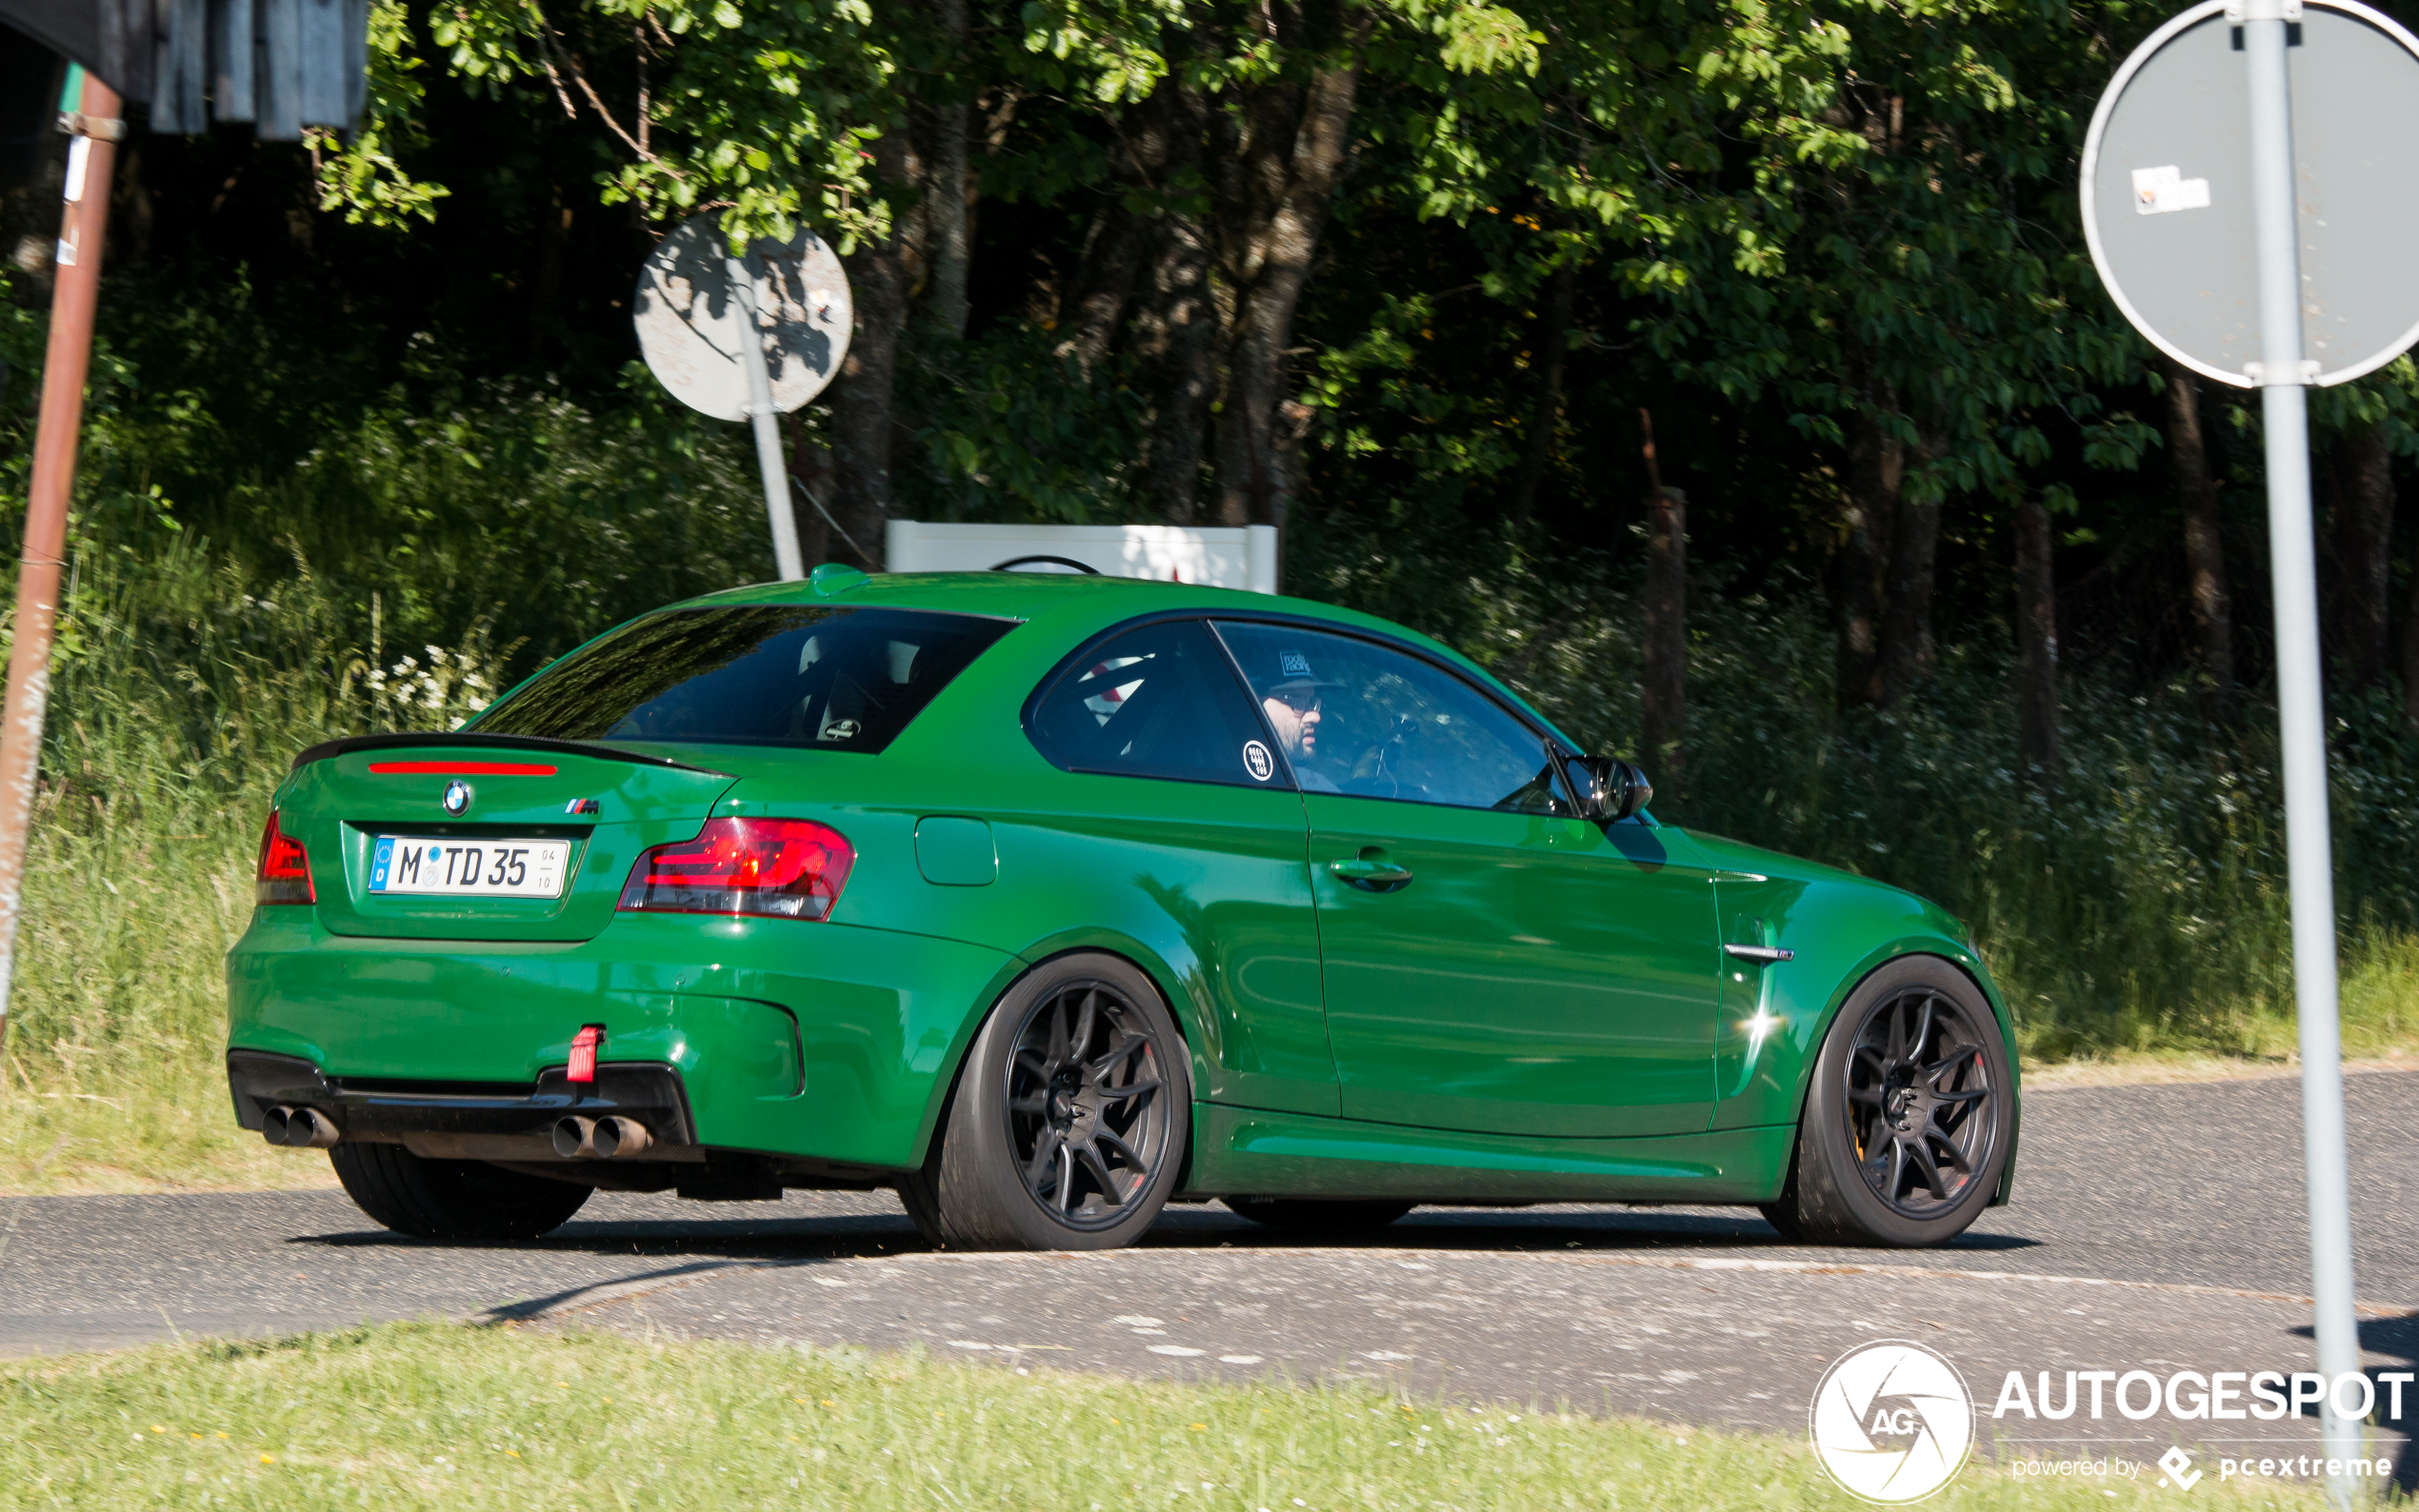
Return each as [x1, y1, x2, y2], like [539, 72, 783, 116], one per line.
[568, 1025, 604, 1084]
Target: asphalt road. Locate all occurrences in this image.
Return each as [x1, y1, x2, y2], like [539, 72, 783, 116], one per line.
[2, 1070, 2413, 1475]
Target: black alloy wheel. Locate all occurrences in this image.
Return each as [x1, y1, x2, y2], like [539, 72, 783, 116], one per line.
[900, 952, 1190, 1251]
[1761, 956, 2013, 1247]
[1841, 986, 1998, 1218]
[1004, 979, 1175, 1229]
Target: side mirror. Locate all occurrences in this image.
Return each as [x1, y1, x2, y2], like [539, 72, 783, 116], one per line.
[1569, 755, 1653, 823]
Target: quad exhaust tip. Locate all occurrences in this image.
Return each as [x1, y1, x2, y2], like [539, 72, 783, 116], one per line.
[551, 1114, 651, 1160]
[550, 1115, 596, 1159]
[261, 1104, 340, 1148]
[593, 1115, 651, 1159]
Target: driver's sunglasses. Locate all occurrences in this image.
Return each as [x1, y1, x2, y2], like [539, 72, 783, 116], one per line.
[1274, 689, 1324, 714]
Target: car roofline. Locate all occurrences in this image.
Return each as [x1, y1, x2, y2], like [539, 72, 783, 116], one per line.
[456, 571, 1589, 761]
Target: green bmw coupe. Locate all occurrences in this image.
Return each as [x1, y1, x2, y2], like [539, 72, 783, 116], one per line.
[226, 566, 2017, 1250]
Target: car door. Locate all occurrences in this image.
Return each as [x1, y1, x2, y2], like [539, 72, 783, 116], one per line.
[1019, 616, 1335, 1117]
[1214, 621, 1722, 1138]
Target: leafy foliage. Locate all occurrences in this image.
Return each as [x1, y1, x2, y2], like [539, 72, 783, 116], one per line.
[892, 324, 1155, 525]
[418, 0, 897, 247]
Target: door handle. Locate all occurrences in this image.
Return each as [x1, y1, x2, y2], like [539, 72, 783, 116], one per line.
[1723, 943, 1794, 963]
[1329, 857, 1414, 891]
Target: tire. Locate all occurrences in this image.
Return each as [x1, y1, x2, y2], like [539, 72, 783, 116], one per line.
[1223, 1197, 1415, 1232]
[330, 1144, 591, 1241]
[901, 953, 1190, 1251]
[1761, 956, 2013, 1248]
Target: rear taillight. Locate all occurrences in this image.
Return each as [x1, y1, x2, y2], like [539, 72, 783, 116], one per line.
[255, 810, 314, 905]
[617, 818, 854, 921]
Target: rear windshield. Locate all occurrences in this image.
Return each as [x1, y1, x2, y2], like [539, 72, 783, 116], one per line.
[472, 606, 1015, 753]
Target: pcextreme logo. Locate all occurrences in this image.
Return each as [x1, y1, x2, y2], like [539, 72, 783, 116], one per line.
[2157, 1446, 2203, 1490]
[1809, 1341, 1976, 1502]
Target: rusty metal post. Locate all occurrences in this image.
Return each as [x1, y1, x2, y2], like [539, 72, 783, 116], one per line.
[0, 71, 121, 1044]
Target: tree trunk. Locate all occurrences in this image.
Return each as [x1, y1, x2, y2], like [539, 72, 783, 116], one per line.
[1139, 216, 1216, 523]
[919, 32, 968, 341]
[1506, 257, 1578, 535]
[1639, 408, 1687, 791]
[2015, 491, 2061, 778]
[1879, 497, 1940, 706]
[1058, 207, 1147, 374]
[529, 187, 570, 362]
[1128, 70, 1215, 524]
[2403, 569, 2419, 733]
[1209, 27, 1368, 531]
[1050, 62, 1190, 374]
[1877, 431, 1944, 706]
[787, 419, 834, 567]
[829, 134, 917, 571]
[2332, 420, 2395, 692]
[1835, 408, 1902, 709]
[2164, 356, 2236, 716]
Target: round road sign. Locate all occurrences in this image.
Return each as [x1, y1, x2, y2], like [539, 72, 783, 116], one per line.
[2081, 0, 2419, 388]
[633, 213, 852, 421]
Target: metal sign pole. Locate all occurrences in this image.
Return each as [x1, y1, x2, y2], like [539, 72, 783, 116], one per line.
[0, 70, 119, 1046]
[2242, 1, 2365, 1502]
[2082, 8, 2417, 1489]
[728, 255, 806, 582]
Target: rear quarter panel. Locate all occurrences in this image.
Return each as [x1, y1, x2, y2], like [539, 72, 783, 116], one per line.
[225, 904, 1024, 1166]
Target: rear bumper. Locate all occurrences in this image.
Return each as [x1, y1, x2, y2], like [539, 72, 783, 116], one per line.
[224, 906, 1022, 1170]
[228, 1048, 700, 1155]
[226, 1049, 892, 1196]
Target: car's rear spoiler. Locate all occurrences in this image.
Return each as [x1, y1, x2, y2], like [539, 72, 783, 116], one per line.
[289, 731, 730, 776]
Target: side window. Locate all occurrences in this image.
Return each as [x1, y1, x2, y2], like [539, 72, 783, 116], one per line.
[1028, 619, 1291, 789]
[1213, 622, 1567, 814]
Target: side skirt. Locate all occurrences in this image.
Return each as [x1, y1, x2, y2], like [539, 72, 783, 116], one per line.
[1179, 1104, 1795, 1205]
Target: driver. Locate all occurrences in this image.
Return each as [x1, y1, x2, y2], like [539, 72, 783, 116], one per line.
[1261, 652, 1343, 791]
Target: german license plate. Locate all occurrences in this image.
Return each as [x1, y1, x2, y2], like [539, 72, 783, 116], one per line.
[369, 837, 571, 898]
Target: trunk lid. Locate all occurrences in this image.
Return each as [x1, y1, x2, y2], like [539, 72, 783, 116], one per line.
[280, 734, 738, 942]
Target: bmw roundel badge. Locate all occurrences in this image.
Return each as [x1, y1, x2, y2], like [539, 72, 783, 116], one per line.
[441, 779, 473, 816]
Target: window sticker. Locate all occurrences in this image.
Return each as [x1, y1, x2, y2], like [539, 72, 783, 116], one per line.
[1242, 740, 1275, 782]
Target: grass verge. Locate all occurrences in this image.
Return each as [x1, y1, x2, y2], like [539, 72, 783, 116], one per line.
[0, 1322, 2348, 1510]
[0, 1070, 331, 1196]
